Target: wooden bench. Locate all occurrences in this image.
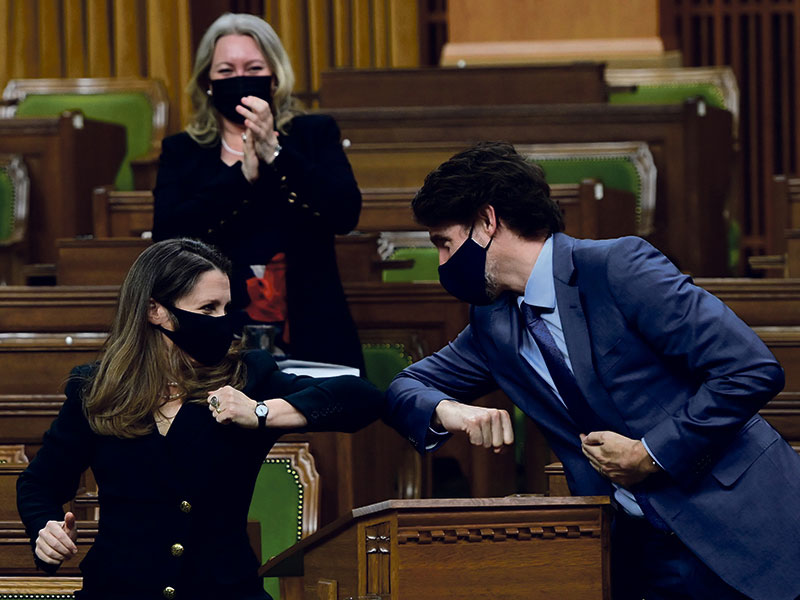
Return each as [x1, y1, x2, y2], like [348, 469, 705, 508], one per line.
[0, 112, 125, 283]
[0, 333, 105, 394]
[327, 101, 734, 277]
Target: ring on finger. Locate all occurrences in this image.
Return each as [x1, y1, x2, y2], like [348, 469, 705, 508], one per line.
[209, 395, 219, 409]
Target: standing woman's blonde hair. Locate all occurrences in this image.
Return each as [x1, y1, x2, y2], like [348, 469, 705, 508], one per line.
[186, 12, 302, 146]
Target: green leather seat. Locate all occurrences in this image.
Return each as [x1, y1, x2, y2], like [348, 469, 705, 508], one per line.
[3, 78, 168, 191]
[0, 168, 14, 243]
[362, 343, 414, 391]
[608, 81, 726, 109]
[248, 443, 318, 599]
[518, 142, 657, 236]
[0, 155, 27, 245]
[15, 93, 151, 191]
[381, 247, 439, 283]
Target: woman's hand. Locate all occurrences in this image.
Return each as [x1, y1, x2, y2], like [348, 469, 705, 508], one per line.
[238, 95, 280, 168]
[207, 387, 308, 429]
[35, 512, 78, 565]
[207, 386, 258, 428]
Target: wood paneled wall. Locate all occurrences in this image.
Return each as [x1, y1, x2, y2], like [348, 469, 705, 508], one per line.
[0, 0, 421, 130]
[262, 0, 420, 106]
[661, 0, 800, 263]
[0, 0, 193, 131]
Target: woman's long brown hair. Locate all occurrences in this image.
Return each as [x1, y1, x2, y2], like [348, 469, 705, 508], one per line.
[84, 238, 246, 438]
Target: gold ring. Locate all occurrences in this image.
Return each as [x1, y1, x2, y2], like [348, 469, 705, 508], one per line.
[209, 395, 219, 409]
[215, 406, 222, 414]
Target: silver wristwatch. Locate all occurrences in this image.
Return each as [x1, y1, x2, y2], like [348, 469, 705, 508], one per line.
[254, 401, 269, 429]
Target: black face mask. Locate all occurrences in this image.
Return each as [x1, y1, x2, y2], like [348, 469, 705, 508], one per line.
[209, 75, 272, 125]
[155, 305, 236, 366]
[438, 226, 495, 306]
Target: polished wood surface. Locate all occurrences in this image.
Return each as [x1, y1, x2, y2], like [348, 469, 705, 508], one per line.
[329, 102, 733, 277]
[262, 497, 612, 600]
[320, 64, 607, 108]
[0, 113, 125, 281]
[447, 0, 659, 43]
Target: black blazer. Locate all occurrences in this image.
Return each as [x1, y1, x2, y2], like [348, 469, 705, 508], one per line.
[17, 351, 382, 600]
[152, 114, 364, 371]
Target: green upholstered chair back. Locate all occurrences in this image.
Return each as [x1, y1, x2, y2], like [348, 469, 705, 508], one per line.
[248, 442, 319, 600]
[2, 78, 168, 191]
[517, 142, 657, 236]
[0, 154, 29, 247]
[381, 247, 439, 283]
[362, 343, 414, 391]
[605, 66, 739, 133]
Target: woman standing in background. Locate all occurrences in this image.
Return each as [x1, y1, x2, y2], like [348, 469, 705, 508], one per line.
[153, 12, 364, 372]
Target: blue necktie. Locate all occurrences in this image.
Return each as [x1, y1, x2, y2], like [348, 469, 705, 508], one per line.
[521, 302, 602, 433]
[521, 303, 671, 531]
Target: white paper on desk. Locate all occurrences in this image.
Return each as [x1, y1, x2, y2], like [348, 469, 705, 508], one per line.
[277, 359, 359, 378]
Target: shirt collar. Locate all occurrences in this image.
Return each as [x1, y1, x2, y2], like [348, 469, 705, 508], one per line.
[520, 235, 555, 311]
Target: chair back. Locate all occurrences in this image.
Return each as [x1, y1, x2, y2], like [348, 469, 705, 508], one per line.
[606, 66, 740, 133]
[2, 78, 168, 190]
[517, 141, 657, 236]
[0, 155, 28, 247]
[362, 343, 415, 391]
[248, 442, 319, 600]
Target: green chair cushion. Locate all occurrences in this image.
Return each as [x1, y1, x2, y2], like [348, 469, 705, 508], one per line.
[16, 93, 154, 190]
[609, 82, 726, 110]
[362, 344, 414, 391]
[0, 169, 14, 241]
[248, 459, 304, 599]
[535, 157, 641, 200]
[382, 247, 439, 283]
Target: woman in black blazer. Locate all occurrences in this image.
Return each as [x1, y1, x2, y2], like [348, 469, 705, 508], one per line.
[153, 12, 364, 372]
[17, 238, 382, 600]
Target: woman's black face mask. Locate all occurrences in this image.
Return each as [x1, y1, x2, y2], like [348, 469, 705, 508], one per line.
[155, 304, 236, 366]
[209, 75, 272, 125]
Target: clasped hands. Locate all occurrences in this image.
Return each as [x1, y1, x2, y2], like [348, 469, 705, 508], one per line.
[434, 400, 660, 486]
[236, 95, 280, 182]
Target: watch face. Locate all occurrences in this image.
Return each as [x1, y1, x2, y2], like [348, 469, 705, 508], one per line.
[255, 402, 268, 418]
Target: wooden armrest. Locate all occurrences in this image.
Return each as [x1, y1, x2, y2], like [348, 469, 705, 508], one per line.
[748, 255, 785, 269]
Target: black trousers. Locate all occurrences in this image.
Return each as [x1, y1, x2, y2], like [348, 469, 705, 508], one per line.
[610, 509, 752, 600]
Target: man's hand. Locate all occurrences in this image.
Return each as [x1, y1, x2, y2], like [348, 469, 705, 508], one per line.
[35, 512, 78, 565]
[434, 400, 514, 453]
[580, 431, 661, 487]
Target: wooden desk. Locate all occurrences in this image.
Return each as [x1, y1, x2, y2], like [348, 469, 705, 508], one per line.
[320, 63, 608, 108]
[329, 101, 734, 277]
[262, 497, 612, 600]
[0, 112, 125, 277]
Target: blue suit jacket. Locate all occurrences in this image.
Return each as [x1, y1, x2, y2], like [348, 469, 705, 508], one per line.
[385, 234, 800, 600]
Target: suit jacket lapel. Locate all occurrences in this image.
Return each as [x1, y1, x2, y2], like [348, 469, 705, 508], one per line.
[552, 234, 631, 436]
[488, 296, 580, 424]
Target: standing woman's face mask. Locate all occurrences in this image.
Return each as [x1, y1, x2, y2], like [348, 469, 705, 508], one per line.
[208, 34, 274, 125]
[150, 269, 235, 366]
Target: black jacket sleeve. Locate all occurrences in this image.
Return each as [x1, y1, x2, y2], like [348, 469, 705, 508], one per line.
[17, 365, 95, 573]
[243, 350, 382, 432]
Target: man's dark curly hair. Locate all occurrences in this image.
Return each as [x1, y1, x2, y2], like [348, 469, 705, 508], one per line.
[412, 142, 564, 239]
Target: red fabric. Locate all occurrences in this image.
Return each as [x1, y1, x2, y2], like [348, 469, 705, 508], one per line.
[245, 253, 290, 342]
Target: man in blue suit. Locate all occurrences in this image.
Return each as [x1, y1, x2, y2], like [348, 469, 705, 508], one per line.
[384, 142, 800, 600]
